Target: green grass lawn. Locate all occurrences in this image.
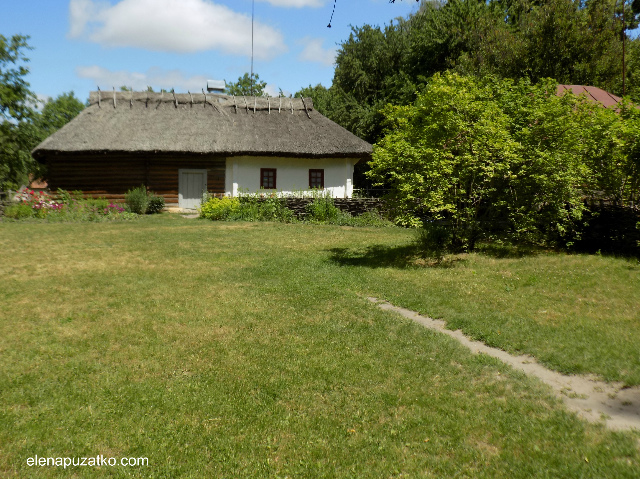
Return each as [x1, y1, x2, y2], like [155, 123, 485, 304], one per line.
[1, 215, 639, 478]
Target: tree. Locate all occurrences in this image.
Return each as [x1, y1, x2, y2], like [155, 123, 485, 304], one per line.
[368, 73, 604, 250]
[330, 21, 416, 143]
[327, 0, 419, 27]
[321, 0, 640, 149]
[37, 92, 85, 135]
[295, 84, 333, 116]
[11, 92, 85, 185]
[225, 73, 268, 97]
[0, 33, 84, 189]
[0, 34, 35, 190]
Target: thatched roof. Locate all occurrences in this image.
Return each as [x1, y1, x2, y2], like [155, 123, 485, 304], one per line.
[32, 91, 372, 161]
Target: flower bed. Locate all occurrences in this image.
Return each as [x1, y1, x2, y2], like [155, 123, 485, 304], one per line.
[4, 189, 137, 221]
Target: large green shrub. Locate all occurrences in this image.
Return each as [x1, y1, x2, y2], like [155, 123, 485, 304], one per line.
[368, 72, 624, 250]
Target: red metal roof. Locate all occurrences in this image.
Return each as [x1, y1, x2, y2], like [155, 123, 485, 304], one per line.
[556, 85, 622, 109]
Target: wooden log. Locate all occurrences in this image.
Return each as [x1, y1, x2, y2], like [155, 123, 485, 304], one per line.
[300, 96, 311, 119]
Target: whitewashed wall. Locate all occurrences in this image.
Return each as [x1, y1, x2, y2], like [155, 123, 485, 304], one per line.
[224, 156, 357, 198]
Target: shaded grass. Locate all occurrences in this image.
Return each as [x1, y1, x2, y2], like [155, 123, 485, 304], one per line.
[328, 238, 640, 385]
[0, 216, 639, 477]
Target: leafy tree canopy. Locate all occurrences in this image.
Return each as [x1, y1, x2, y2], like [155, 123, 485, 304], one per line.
[308, 0, 640, 147]
[8, 92, 84, 189]
[225, 73, 268, 97]
[369, 72, 640, 250]
[1, 34, 35, 190]
[0, 34, 33, 122]
[0, 34, 84, 190]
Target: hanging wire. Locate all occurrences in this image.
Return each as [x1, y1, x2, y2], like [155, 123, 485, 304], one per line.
[328, 1, 418, 28]
[327, 0, 336, 28]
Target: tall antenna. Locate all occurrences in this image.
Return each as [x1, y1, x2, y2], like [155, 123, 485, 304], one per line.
[251, 0, 254, 96]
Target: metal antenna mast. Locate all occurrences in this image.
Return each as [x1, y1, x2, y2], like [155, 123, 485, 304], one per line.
[251, 0, 254, 97]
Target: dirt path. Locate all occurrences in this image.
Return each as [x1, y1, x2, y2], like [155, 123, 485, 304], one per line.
[367, 297, 640, 432]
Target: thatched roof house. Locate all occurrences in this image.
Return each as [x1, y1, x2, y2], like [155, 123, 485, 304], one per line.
[32, 91, 372, 208]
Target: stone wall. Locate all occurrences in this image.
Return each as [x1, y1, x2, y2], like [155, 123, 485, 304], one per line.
[275, 197, 384, 218]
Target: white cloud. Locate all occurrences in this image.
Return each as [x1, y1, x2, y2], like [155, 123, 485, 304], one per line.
[263, 83, 280, 97]
[68, 0, 287, 60]
[263, 83, 292, 98]
[69, 0, 95, 37]
[298, 38, 336, 66]
[76, 65, 211, 92]
[257, 0, 325, 7]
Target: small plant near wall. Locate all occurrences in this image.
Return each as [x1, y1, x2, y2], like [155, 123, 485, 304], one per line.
[199, 194, 295, 223]
[199, 197, 240, 220]
[305, 194, 340, 223]
[125, 186, 149, 214]
[124, 186, 164, 214]
[146, 195, 165, 214]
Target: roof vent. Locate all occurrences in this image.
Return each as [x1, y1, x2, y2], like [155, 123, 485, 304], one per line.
[207, 80, 225, 94]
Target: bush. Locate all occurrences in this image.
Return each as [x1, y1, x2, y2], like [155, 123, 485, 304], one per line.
[85, 198, 109, 211]
[305, 195, 340, 222]
[199, 197, 240, 220]
[369, 72, 602, 249]
[147, 195, 165, 214]
[4, 203, 34, 219]
[256, 196, 295, 223]
[125, 186, 149, 214]
[4, 189, 136, 222]
[203, 194, 295, 223]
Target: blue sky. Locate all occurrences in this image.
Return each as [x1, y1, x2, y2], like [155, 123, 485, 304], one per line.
[1, 0, 422, 103]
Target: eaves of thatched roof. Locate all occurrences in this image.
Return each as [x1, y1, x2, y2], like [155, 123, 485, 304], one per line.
[32, 91, 372, 161]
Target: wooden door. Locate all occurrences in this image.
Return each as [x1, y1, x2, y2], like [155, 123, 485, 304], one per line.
[178, 169, 207, 209]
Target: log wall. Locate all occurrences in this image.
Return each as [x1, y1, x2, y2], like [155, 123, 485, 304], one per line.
[45, 153, 225, 206]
